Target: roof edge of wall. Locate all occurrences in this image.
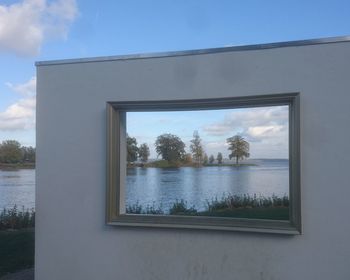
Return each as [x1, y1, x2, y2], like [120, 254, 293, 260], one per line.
[35, 35, 350, 67]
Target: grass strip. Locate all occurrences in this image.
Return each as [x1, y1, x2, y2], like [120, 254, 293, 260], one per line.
[0, 229, 34, 277]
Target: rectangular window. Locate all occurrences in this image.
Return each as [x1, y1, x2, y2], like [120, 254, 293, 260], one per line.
[107, 93, 301, 234]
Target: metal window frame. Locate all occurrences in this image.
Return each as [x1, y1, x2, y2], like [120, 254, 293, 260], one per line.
[106, 92, 301, 234]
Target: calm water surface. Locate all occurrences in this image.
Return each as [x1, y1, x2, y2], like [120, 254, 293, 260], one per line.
[126, 159, 289, 212]
[0, 160, 288, 212]
[0, 169, 35, 209]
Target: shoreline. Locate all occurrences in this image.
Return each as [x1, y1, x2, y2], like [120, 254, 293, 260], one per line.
[128, 160, 258, 168]
[0, 163, 35, 171]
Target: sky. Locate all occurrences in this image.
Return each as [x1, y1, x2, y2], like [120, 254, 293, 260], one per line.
[0, 0, 349, 148]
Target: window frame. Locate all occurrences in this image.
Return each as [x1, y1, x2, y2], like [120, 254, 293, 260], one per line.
[106, 92, 301, 234]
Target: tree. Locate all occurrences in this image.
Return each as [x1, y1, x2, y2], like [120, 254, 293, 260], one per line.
[216, 152, 223, 164]
[190, 131, 204, 166]
[138, 143, 150, 163]
[209, 154, 215, 164]
[183, 153, 193, 164]
[0, 140, 22, 164]
[155, 133, 186, 162]
[226, 135, 250, 164]
[127, 135, 138, 163]
[203, 153, 208, 165]
[21, 146, 35, 163]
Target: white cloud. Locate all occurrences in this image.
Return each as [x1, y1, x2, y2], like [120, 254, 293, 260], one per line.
[0, 77, 36, 130]
[202, 141, 228, 158]
[203, 106, 288, 141]
[202, 124, 233, 136]
[0, 0, 78, 56]
[246, 125, 285, 139]
[205, 141, 227, 149]
[6, 76, 36, 96]
[202, 106, 289, 158]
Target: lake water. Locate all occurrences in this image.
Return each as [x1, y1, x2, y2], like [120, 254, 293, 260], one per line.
[126, 159, 289, 212]
[0, 160, 288, 212]
[0, 169, 35, 210]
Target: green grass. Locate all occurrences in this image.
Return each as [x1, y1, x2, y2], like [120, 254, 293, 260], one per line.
[169, 200, 197, 215]
[126, 202, 164, 214]
[126, 194, 290, 220]
[0, 206, 35, 276]
[0, 206, 35, 230]
[0, 229, 35, 277]
[199, 207, 289, 220]
[206, 193, 289, 210]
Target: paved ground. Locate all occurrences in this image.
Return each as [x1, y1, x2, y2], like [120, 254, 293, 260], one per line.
[0, 269, 34, 280]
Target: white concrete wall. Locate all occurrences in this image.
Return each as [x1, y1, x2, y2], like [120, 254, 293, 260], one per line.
[36, 41, 350, 280]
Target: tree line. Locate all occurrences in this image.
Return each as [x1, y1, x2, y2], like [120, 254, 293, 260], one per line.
[127, 131, 250, 165]
[0, 140, 35, 164]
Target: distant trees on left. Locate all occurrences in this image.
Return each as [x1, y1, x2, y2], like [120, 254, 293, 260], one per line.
[127, 135, 151, 164]
[0, 140, 21, 163]
[22, 146, 35, 162]
[0, 140, 35, 164]
[127, 135, 139, 163]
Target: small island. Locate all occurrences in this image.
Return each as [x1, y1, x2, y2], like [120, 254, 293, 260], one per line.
[127, 132, 254, 168]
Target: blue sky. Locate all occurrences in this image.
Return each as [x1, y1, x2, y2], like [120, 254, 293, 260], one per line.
[0, 0, 349, 148]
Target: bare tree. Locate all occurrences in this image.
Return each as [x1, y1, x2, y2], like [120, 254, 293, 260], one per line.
[190, 131, 204, 166]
